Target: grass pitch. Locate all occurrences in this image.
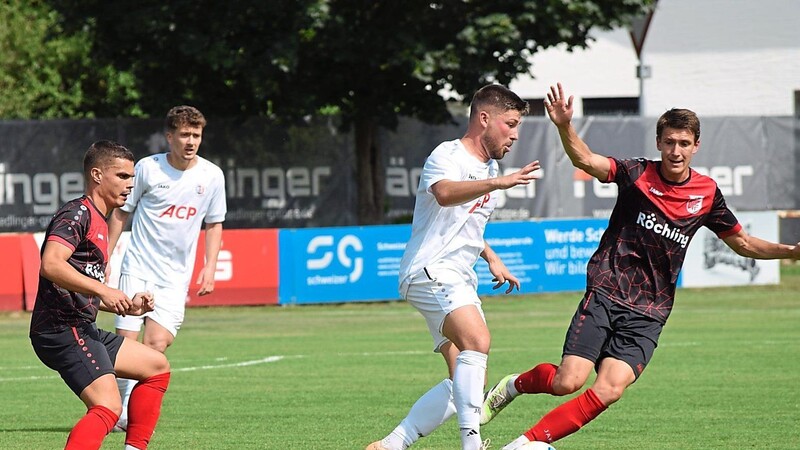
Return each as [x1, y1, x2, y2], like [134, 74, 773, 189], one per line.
[1, 265, 798, 449]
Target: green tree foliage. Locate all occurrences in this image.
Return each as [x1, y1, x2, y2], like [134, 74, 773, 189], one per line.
[0, 1, 140, 119]
[47, 0, 321, 117]
[46, 0, 652, 223]
[286, 1, 655, 223]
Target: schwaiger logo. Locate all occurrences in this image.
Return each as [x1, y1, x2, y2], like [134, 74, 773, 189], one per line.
[157, 184, 170, 189]
[467, 174, 478, 180]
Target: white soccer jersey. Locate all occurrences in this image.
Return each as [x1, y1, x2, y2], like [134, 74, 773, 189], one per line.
[398, 139, 498, 290]
[120, 153, 226, 290]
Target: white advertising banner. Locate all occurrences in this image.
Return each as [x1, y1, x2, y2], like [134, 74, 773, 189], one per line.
[680, 211, 780, 287]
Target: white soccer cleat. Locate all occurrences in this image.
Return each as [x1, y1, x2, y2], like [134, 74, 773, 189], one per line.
[481, 373, 519, 425]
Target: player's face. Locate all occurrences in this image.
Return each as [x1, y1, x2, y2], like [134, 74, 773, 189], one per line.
[657, 127, 699, 182]
[101, 158, 135, 208]
[166, 125, 203, 163]
[481, 109, 522, 160]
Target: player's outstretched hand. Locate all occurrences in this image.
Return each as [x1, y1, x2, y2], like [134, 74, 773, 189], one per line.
[488, 260, 521, 294]
[497, 160, 541, 190]
[127, 291, 155, 316]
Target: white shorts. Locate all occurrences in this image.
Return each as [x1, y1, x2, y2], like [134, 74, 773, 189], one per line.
[401, 266, 485, 353]
[115, 274, 188, 337]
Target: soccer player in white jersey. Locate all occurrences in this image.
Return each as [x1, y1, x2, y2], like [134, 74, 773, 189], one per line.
[106, 106, 227, 430]
[366, 85, 541, 450]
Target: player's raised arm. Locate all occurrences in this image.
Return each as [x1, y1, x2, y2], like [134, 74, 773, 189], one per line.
[545, 82, 611, 181]
[430, 160, 541, 207]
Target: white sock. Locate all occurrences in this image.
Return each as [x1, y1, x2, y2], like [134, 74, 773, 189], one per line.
[116, 377, 137, 425]
[124, 446, 142, 450]
[453, 350, 488, 450]
[386, 378, 456, 449]
[502, 435, 531, 450]
[507, 375, 520, 397]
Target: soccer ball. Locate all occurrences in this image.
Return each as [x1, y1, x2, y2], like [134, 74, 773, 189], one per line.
[518, 442, 556, 450]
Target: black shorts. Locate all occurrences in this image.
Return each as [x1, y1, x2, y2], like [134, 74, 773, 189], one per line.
[30, 323, 124, 396]
[562, 291, 663, 380]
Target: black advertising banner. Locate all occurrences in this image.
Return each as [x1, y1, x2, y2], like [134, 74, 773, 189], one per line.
[0, 116, 797, 232]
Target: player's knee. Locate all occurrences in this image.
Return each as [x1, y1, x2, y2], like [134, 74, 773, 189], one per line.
[470, 335, 491, 353]
[590, 383, 626, 405]
[144, 338, 171, 353]
[109, 403, 123, 418]
[551, 373, 586, 395]
[157, 354, 170, 373]
[459, 335, 490, 354]
[146, 351, 170, 375]
[99, 398, 123, 417]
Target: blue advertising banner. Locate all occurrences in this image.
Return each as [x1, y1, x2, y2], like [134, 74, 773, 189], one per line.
[278, 225, 411, 304]
[278, 218, 611, 305]
[476, 219, 607, 295]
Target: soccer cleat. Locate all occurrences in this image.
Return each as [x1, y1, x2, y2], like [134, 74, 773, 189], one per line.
[365, 441, 389, 450]
[480, 373, 519, 425]
[111, 419, 127, 433]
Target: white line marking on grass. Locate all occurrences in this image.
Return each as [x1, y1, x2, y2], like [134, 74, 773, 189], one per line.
[0, 355, 303, 382]
[174, 355, 303, 372]
[0, 375, 58, 382]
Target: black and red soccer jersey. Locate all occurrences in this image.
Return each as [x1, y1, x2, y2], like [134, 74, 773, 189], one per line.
[587, 158, 741, 323]
[30, 196, 109, 335]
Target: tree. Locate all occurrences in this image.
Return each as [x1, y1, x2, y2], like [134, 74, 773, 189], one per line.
[47, 0, 653, 223]
[286, 1, 655, 223]
[0, 1, 140, 119]
[46, 0, 321, 117]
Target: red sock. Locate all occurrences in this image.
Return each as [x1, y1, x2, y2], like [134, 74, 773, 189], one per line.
[515, 363, 558, 394]
[524, 388, 607, 444]
[126, 372, 171, 450]
[65, 405, 118, 450]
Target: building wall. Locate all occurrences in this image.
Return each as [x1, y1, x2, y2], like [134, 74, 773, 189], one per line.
[509, 0, 800, 117]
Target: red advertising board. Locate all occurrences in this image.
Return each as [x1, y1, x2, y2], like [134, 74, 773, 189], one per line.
[186, 229, 279, 306]
[0, 234, 25, 310]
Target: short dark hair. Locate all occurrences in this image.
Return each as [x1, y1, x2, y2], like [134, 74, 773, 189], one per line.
[83, 140, 135, 181]
[165, 105, 207, 131]
[469, 84, 529, 118]
[657, 108, 700, 142]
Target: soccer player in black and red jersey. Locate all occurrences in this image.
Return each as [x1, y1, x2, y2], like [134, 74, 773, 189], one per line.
[29, 140, 171, 450]
[480, 83, 800, 449]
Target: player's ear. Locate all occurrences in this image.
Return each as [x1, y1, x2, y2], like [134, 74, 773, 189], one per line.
[90, 167, 103, 184]
[479, 110, 491, 128]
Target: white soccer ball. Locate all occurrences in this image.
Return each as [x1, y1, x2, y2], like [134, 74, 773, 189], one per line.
[517, 442, 556, 450]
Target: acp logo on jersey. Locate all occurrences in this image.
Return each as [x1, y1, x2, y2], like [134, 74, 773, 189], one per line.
[305, 234, 364, 284]
[160, 205, 197, 220]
